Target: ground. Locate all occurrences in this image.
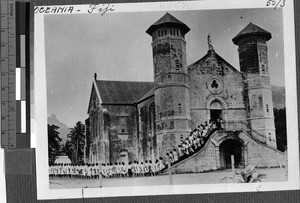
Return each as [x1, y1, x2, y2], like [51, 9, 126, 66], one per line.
[49, 168, 287, 189]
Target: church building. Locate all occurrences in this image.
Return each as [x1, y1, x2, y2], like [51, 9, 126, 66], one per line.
[85, 13, 285, 172]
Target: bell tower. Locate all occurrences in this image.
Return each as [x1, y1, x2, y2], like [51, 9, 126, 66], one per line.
[233, 23, 276, 148]
[146, 13, 191, 156]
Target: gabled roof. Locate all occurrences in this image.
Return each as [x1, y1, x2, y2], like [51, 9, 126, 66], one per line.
[232, 22, 271, 45]
[146, 13, 190, 35]
[95, 80, 154, 105]
[87, 82, 101, 114]
[187, 50, 242, 76]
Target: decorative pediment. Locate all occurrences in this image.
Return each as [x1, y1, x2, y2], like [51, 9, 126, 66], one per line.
[188, 51, 242, 78]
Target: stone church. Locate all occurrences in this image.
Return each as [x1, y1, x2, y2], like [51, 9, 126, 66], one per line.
[85, 13, 285, 172]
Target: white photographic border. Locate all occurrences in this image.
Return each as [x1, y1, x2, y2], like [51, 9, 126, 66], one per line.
[34, 0, 299, 200]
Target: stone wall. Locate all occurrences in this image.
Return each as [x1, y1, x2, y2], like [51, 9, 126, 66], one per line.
[137, 96, 157, 162]
[172, 140, 218, 173]
[102, 104, 138, 164]
[188, 51, 247, 129]
[87, 87, 107, 164]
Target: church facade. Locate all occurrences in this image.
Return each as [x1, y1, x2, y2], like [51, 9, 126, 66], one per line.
[85, 13, 285, 171]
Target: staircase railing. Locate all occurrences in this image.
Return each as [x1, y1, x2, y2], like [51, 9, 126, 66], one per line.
[222, 121, 267, 144]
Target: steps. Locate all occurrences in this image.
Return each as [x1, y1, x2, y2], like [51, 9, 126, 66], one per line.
[160, 122, 284, 174]
[161, 129, 219, 173]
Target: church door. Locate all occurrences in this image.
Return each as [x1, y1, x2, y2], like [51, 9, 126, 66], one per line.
[210, 100, 223, 123]
[210, 110, 222, 123]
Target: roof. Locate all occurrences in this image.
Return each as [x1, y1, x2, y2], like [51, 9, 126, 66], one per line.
[232, 22, 272, 45]
[96, 80, 154, 104]
[137, 87, 154, 103]
[146, 13, 190, 35]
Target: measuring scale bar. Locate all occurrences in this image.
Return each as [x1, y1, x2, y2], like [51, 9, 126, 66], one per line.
[1, 0, 16, 148]
[1, 0, 30, 148]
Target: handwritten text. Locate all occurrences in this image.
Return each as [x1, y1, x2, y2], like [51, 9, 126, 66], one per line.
[34, 6, 74, 14]
[266, 0, 286, 10]
[87, 4, 115, 15]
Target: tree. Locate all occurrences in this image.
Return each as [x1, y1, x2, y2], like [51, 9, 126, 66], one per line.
[274, 108, 287, 152]
[67, 121, 85, 164]
[48, 124, 62, 164]
[60, 140, 73, 160]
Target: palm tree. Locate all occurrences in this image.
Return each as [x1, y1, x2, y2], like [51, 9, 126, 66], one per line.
[67, 121, 85, 164]
[48, 124, 62, 156]
[48, 124, 62, 164]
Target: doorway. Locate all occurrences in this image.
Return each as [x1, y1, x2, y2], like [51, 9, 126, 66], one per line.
[219, 139, 244, 169]
[119, 150, 129, 164]
[210, 109, 222, 123]
[210, 100, 223, 123]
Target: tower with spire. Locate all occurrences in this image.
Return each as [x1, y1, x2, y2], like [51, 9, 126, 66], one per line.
[146, 13, 192, 156]
[233, 22, 276, 148]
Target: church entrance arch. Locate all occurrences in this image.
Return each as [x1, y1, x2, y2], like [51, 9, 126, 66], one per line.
[210, 100, 223, 123]
[219, 139, 244, 169]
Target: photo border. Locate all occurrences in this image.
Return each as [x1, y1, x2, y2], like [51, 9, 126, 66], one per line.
[33, 0, 299, 200]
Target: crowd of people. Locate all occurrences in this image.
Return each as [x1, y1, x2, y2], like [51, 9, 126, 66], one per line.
[49, 163, 100, 179]
[49, 158, 167, 179]
[49, 119, 224, 178]
[162, 119, 223, 169]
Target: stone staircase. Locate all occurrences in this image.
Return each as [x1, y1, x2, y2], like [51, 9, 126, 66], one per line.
[161, 121, 284, 173]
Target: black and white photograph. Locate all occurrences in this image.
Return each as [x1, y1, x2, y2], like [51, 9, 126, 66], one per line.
[34, 0, 299, 199]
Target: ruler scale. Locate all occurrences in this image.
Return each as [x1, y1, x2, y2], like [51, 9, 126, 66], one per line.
[1, 0, 30, 148]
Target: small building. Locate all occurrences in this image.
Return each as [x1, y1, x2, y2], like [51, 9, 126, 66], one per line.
[85, 13, 285, 171]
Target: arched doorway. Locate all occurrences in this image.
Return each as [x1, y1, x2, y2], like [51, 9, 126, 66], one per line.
[210, 100, 223, 123]
[219, 139, 244, 169]
[119, 149, 129, 164]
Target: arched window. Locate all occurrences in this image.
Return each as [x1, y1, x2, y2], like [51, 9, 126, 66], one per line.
[118, 117, 127, 133]
[175, 59, 181, 70]
[156, 105, 161, 119]
[178, 103, 182, 114]
[261, 64, 266, 74]
[149, 107, 152, 131]
[149, 103, 155, 131]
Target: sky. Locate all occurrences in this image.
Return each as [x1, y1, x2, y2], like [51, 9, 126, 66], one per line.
[44, 8, 284, 127]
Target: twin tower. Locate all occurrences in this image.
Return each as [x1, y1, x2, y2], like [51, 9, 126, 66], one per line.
[146, 13, 276, 155]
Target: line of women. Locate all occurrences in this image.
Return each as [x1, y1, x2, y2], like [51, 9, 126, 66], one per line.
[101, 159, 165, 178]
[49, 158, 166, 179]
[49, 163, 100, 179]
